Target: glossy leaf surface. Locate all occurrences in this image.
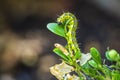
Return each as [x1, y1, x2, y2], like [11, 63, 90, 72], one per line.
[47, 23, 65, 37]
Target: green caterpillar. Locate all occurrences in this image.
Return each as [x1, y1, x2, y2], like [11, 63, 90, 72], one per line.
[57, 12, 81, 57]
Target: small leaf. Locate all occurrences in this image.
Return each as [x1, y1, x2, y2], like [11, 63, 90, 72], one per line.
[47, 23, 65, 37]
[53, 48, 69, 61]
[112, 71, 120, 80]
[88, 60, 97, 68]
[95, 76, 105, 80]
[90, 47, 102, 65]
[106, 49, 120, 61]
[82, 63, 97, 76]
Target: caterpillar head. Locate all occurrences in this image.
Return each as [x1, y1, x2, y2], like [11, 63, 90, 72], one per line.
[57, 12, 77, 29]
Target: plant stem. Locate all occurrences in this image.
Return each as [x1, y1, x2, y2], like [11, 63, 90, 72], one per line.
[72, 60, 85, 80]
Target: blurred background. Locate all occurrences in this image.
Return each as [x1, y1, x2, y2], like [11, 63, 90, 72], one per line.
[0, 0, 120, 80]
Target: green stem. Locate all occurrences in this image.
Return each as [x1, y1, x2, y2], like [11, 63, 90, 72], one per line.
[72, 60, 85, 80]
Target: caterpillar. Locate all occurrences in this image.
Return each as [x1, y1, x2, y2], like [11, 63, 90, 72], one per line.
[57, 12, 81, 56]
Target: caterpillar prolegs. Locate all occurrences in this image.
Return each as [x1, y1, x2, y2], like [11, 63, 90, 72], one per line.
[56, 12, 81, 57]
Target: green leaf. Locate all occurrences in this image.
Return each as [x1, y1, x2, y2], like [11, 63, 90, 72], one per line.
[53, 48, 69, 61]
[106, 49, 120, 61]
[112, 71, 120, 80]
[82, 63, 97, 77]
[88, 60, 98, 68]
[47, 23, 65, 37]
[95, 76, 105, 80]
[90, 47, 102, 65]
